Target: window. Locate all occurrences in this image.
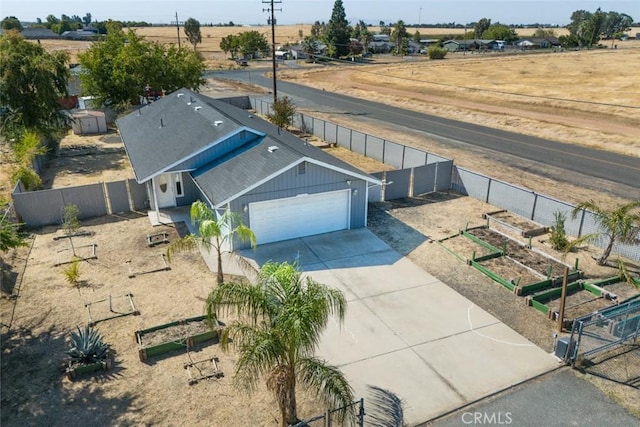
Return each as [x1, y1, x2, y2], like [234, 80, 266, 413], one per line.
[298, 162, 306, 175]
[175, 173, 183, 197]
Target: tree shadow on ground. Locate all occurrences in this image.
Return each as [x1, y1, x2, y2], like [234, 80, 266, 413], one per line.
[366, 385, 406, 427]
[1, 316, 139, 426]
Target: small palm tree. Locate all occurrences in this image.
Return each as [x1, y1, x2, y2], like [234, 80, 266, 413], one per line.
[166, 200, 256, 285]
[571, 199, 640, 265]
[206, 261, 354, 426]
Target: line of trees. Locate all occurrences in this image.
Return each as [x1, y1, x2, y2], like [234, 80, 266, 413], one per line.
[219, 31, 269, 59]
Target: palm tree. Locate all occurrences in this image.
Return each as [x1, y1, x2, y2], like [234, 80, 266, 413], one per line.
[166, 200, 256, 285]
[206, 261, 354, 426]
[571, 199, 640, 265]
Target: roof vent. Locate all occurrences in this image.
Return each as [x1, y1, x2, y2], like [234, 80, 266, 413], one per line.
[268, 146, 279, 153]
[214, 120, 223, 126]
[194, 106, 202, 111]
[187, 96, 195, 105]
[159, 118, 164, 128]
[177, 93, 184, 98]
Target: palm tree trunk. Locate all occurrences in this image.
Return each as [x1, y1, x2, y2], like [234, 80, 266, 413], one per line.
[285, 370, 298, 426]
[598, 239, 615, 265]
[216, 248, 224, 285]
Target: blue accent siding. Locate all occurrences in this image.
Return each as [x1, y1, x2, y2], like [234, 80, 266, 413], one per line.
[168, 130, 261, 174]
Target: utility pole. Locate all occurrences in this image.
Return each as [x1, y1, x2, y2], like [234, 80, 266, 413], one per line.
[262, 0, 282, 103]
[172, 11, 182, 49]
[418, 7, 422, 27]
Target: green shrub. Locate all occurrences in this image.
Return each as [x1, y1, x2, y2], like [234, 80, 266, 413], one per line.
[550, 211, 569, 251]
[427, 46, 448, 59]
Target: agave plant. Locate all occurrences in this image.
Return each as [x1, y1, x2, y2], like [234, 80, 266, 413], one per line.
[67, 326, 109, 365]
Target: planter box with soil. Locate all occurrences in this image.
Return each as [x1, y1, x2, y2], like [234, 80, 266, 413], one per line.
[66, 354, 113, 380]
[135, 315, 222, 362]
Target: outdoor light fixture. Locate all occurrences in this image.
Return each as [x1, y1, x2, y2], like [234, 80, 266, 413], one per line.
[352, 189, 358, 196]
[346, 180, 351, 186]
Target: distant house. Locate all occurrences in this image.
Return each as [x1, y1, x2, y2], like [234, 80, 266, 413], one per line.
[117, 89, 381, 247]
[22, 27, 59, 39]
[516, 37, 560, 49]
[369, 33, 393, 53]
[61, 30, 101, 40]
[442, 40, 479, 52]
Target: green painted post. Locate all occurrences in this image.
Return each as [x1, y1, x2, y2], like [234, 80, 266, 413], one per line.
[486, 217, 490, 228]
[575, 258, 579, 271]
[472, 250, 476, 261]
[528, 236, 532, 249]
[502, 240, 507, 255]
[547, 264, 552, 279]
[465, 222, 468, 231]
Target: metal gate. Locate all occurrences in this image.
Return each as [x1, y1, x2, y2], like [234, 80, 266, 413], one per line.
[566, 297, 640, 364]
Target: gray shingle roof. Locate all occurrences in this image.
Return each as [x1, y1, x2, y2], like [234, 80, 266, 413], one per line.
[118, 88, 380, 203]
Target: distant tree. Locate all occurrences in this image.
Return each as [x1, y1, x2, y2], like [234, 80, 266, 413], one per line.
[0, 31, 69, 140]
[266, 96, 296, 129]
[601, 11, 633, 39]
[484, 24, 518, 42]
[325, 0, 351, 57]
[236, 31, 269, 58]
[358, 21, 373, 52]
[533, 28, 556, 38]
[220, 34, 239, 59]
[51, 20, 75, 35]
[78, 28, 204, 109]
[570, 200, 640, 265]
[44, 14, 59, 29]
[391, 20, 408, 54]
[380, 23, 391, 36]
[184, 17, 202, 50]
[1, 16, 23, 31]
[567, 8, 606, 47]
[474, 18, 491, 39]
[83, 13, 92, 25]
[311, 20, 325, 38]
[413, 30, 422, 43]
[300, 35, 319, 59]
[298, 29, 303, 40]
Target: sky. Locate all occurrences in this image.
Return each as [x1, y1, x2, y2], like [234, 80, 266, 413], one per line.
[2, 1, 638, 27]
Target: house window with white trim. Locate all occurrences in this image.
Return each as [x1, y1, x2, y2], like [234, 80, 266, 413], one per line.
[175, 173, 183, 197]
[298, 162, 306, 175]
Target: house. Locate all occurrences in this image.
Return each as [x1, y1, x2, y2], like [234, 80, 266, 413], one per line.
[516, 37, 561, 49]
[442, 40, 479, 52]
[116, 90, 382, 248]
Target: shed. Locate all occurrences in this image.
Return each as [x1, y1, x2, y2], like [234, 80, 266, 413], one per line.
[71, 110, 108, 135]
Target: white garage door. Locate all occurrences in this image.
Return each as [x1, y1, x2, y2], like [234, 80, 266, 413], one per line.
[249, 190, 350, 244]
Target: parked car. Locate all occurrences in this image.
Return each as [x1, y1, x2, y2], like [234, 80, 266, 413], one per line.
[236, 59, 248, 66]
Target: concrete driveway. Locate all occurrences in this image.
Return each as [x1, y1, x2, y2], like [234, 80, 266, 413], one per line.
[240, 229, 559, 425]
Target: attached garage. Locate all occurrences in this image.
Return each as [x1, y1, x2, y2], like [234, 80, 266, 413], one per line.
[249, 190, 350, 244]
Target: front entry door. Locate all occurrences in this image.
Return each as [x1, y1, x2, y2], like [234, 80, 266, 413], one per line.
[154, 174, 176, 208]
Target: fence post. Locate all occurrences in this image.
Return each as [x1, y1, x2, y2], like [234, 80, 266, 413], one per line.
[326, 409, 332, 427]
[358, 397, 365, 427]
[578, 209, 586, 238]
[349, 128, 353, 151]
[485, 178, 492, 203]
[401, 146, 406, 169]
[381, 137, 386, 165]
[530, 192, 538, 220]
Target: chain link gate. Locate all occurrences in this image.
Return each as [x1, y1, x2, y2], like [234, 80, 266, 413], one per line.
[565, 297, 640, 374]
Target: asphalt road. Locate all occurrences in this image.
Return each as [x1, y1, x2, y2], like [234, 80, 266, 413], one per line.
[427, 368, 638, 427]
[210, 68, 639, 196]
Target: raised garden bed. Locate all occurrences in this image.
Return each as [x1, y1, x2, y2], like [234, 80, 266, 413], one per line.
[467, 227, 569, 277]
[438, 232, 500, 262]
[135, 315, 222, 362]
[65, 354, 113, 380]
